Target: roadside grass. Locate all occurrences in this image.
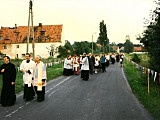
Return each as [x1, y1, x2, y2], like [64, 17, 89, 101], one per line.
[126, 53, 150, 68]
[46, 64, 63, 81]
[124, 59, 160, 120]
[0, 63, 63, 94]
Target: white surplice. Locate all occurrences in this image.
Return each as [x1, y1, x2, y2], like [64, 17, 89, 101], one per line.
[20, 60, 35, 87]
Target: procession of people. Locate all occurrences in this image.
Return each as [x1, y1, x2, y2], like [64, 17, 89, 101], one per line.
[0, 53, 47, 107]
[0, 52, 123, 107]
[63, 52, 124, 78]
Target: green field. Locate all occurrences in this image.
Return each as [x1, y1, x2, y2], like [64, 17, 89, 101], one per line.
[124, 54, 160, 120]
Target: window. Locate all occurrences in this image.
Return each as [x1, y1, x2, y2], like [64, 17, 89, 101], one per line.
[40, 30, 45, 36]
[4, 46, 7, 49]
[50, 51, 53, 56]
[21, 54, 25, 58]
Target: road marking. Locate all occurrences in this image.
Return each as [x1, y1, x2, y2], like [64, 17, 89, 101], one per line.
[48, 89, 60, 98]
[4, 76, 76, 118]
[48, 76, 78, 98]
[46, 76, 71, 93]
[16, 76, 65, 98]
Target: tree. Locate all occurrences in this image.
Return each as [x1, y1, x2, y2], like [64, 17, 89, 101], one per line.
[137, 0, 160, 72]
[72, 41, 91, 55]
[117, 43, 124, 49]
[131, 54, 141, 63]
[57, 41, 73, 58]
[97, 20, 109, 53]
[64, 41, 74, 53]
[124, 39, 134, 54]
[89, 42, 100, 54]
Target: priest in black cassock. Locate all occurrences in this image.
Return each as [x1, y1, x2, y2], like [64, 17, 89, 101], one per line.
[0, 56, 16, 107]
[88, 53, 95, 74]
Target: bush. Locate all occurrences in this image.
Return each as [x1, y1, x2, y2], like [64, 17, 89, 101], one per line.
[131, 54, 141, 63]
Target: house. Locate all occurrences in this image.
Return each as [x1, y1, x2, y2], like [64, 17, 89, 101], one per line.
[134, 46, 143, 52]
[0, 23, 65, 59]
[112, 46, 119, 53]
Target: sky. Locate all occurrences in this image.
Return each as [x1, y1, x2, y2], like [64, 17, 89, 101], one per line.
[0, 0, 157, 44]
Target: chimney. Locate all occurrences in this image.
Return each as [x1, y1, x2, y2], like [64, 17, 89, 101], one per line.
[15, 24, 17, 29]
[39, 23, 42, 27]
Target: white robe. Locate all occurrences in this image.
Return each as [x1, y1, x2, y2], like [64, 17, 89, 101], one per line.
[20, 60, 35, 87]
[81, 56, 89, 70]
[64, 58, 72, 69]
[33, 61, 47, 91]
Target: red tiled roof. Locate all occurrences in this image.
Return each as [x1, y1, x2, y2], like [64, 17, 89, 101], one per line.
[96, 44, 101, 47]
[0, 23, 62, 44]
[134, 46, 142, 52]
[112, 46, 118, 50]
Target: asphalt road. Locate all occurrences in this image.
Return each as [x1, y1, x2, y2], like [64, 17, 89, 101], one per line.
[0, 62, 153, 120]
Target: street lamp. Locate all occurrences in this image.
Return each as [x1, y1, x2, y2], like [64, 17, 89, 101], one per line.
[92, 32, 97, 54]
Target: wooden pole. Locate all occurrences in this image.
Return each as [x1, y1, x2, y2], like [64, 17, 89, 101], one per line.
[148, 69, 150, 93]
[30, 0, 35, 59]
[26, 0, 31, 53]
[92, 35, 93, 54]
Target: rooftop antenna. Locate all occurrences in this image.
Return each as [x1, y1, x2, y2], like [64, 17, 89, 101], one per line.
[27, 0, 35, 58]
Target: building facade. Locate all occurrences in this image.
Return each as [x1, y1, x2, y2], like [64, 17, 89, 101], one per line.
[0, 23, 64, 59]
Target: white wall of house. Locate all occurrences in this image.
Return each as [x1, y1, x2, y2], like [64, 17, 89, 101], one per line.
[1, 42, 64, 59]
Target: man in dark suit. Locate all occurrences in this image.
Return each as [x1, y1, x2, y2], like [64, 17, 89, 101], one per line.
[88, 53, 95, 74]
[0, 56, 16, 107]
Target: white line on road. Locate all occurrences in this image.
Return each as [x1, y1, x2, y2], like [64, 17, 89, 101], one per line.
[48, 89, 60, 98]
[48, 78, 74, 98]
[4, 76, 77, 118]
[16, 76, 65, 98]
[46, 76, 71, 94]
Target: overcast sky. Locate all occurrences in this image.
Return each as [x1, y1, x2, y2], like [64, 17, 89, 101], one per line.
[0, 0, 156, 44]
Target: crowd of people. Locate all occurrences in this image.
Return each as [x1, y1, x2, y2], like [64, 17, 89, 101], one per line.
[0, 52, 124, 107]
[63, 52, 124, 80]
[0, 53, 47, 107]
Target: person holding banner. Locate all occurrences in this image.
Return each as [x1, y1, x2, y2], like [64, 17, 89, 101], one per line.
[20, 53, 35, 101]
[33, 55, 47, 102]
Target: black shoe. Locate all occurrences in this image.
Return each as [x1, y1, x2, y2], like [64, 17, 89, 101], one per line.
[25, 97, 33, 101]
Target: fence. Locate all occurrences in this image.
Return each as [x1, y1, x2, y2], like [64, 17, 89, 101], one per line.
[125, 57, 160, 93]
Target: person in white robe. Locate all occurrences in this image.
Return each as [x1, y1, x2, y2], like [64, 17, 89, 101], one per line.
[81, 53, 89, 81]
[20, 53, 35, 101]
[105, 54, 110, 67]
[63, 55, 73, 76]
[94, 58, 99, 73]
[33, 55, 47, 102]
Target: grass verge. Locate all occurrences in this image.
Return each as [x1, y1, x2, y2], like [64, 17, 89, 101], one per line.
[124, 59, 160, 120]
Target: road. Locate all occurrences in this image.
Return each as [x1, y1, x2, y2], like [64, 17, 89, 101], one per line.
[0, 62, 153, 120]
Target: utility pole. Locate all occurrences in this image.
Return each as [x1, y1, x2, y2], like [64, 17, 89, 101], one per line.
[27, 0, 35, 58]
[92, 32, 97, 54]
[103, 42, 104, 54]
[92, 35, 93, 54]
